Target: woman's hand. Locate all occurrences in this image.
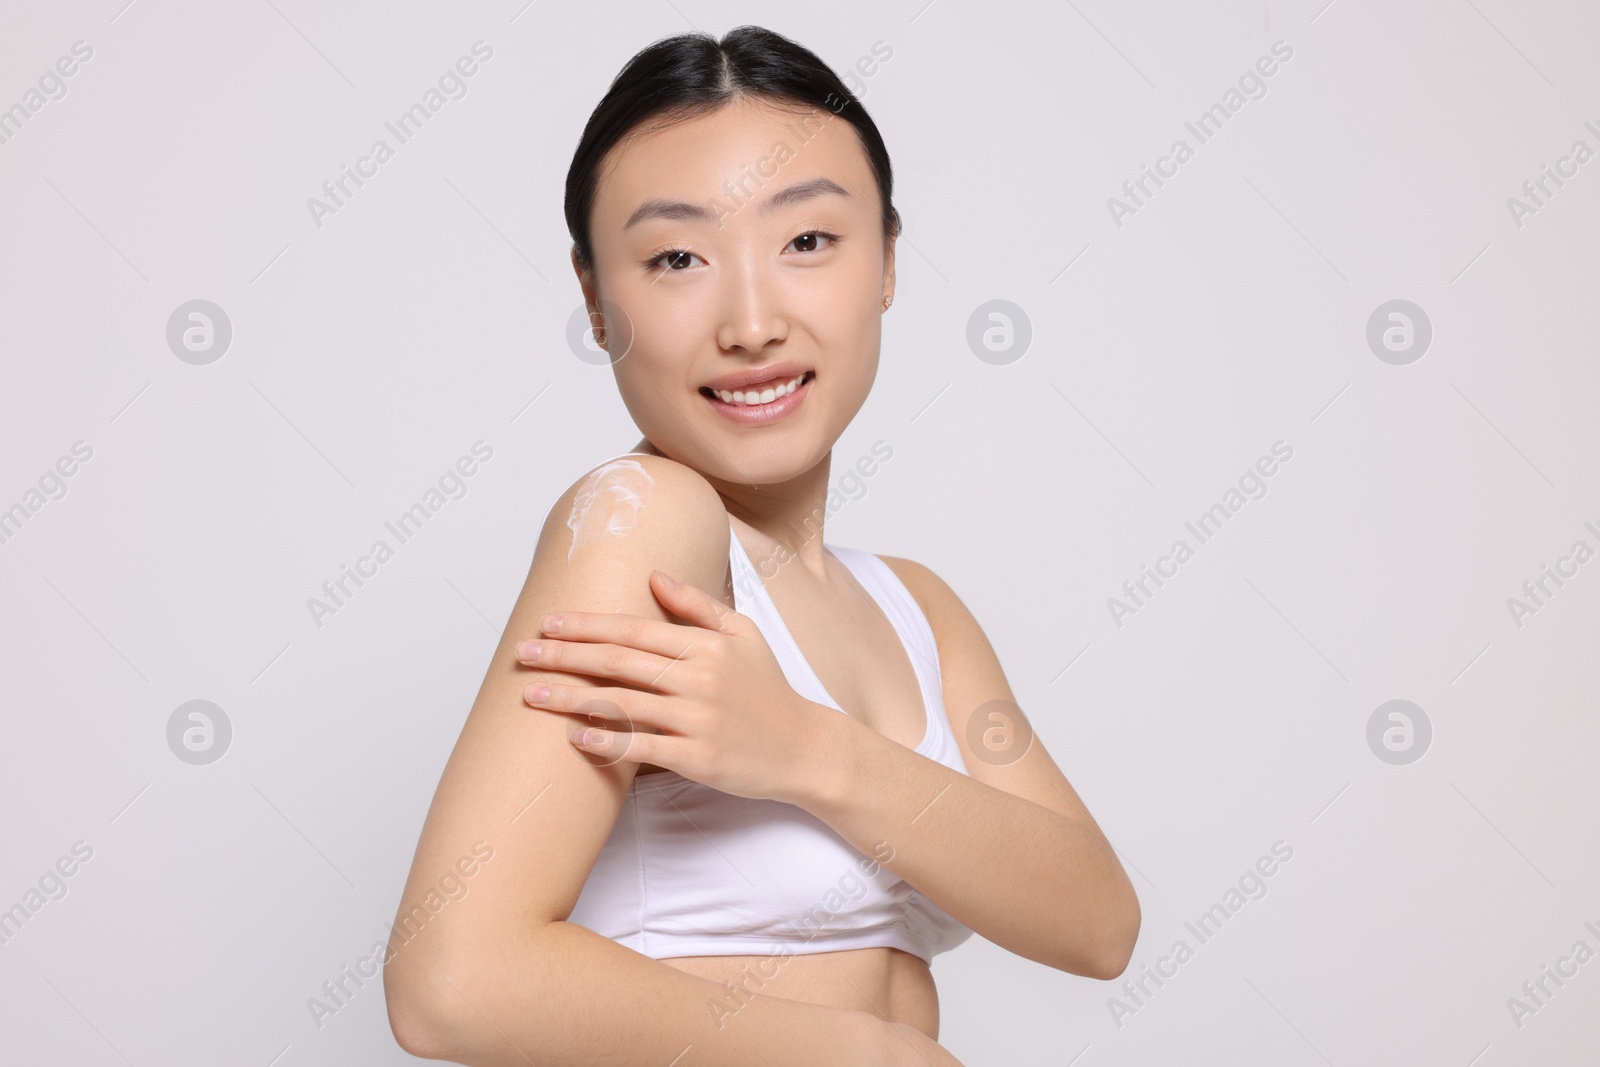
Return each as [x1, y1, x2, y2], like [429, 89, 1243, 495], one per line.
[515, 569, 836, 804]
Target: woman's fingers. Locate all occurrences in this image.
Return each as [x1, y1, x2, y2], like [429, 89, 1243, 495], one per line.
[648, 569, 748, 636]
[525, 578, 760, 661]
[526, 608, 704, 659]
[544, 702, 694, 776]
[568, 718, 676, 769]
[516, 636, 687, 690]
[522, 680, 690, 737]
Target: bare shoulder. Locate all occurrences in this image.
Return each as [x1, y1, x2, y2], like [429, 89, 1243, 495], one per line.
[874, 555, 976, 653]
[545, 450, 728, 537]
[874, 552, 1011, 751]
[875, 554, 1089, 824]
[558, 451, 723, 508]
[533, 451, 731, 595]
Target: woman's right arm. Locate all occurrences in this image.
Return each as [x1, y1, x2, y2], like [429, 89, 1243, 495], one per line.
[381, 454, 898, 1065]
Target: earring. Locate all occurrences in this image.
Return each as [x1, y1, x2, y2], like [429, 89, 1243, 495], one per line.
[882, 294, 893, 310]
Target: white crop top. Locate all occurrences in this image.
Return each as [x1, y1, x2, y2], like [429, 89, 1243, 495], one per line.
[566, 516, 975, 964]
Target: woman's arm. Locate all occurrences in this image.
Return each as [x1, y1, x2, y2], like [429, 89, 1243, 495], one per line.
[382, 454, 896, 1064]
[398, 919, 899, 1065]
[797, 556, 1141, 979]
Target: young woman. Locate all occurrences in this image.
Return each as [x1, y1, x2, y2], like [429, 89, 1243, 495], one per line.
[383, 25, 1139, 1066]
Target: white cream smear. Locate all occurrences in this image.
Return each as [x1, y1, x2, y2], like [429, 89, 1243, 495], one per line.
[566, 459, 655, 561]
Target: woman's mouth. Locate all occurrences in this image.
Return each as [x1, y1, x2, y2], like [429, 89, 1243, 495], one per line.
[699, 370, 814, 425]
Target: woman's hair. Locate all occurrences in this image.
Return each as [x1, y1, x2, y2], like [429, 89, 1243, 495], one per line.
[564, 25, 900, 274]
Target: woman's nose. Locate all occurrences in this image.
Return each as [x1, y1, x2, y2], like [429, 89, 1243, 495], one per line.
[714, 268, 788, 352]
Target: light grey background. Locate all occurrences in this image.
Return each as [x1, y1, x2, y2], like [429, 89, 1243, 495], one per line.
[2, 0, 1596, 1064]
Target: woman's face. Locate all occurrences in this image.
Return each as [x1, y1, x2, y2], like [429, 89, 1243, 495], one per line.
[577, 95, 895, 486]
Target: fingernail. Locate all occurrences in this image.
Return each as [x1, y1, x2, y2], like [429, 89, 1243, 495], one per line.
[517, 641, 541, 661]
[525, 684, 550, 703]
[541, 614, 563, 634]
[659, 571, 679, 590]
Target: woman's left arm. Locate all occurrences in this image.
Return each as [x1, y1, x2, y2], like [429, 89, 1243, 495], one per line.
[797, 556, 1141, 981]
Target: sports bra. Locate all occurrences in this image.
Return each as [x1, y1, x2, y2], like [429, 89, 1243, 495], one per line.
[565, 512, 975, 965]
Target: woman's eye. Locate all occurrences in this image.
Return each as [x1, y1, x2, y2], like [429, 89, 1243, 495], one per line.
[649, 249, 703, 272]
[788, 231, 837, 254]
[647, 232, 836, 272]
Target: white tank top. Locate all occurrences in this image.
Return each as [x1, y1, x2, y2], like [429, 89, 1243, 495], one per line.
[566, 516, 975, 963]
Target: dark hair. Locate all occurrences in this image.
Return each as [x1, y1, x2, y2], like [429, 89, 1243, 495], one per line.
[564, 25, 900, 274]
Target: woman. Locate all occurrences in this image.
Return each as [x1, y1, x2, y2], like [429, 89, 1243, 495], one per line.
[383, 25, 1139, 1065]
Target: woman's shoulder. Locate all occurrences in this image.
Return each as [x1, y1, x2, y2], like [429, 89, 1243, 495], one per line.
[873, 552, 1023, 778]
[870, 552, 968, 647]
[866, 552, 944, 600]
[533, 449, 730, 575]
[555, 451, 724, 520]
[568, 449, 701, 483]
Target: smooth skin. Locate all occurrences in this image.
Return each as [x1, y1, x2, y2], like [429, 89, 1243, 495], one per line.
[383, 93, 1138, 1065]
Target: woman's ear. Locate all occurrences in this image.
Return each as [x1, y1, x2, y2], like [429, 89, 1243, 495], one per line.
[882, 234, 897, 306]
[572, 245, 594, 300]
[572, 247, 606, 347]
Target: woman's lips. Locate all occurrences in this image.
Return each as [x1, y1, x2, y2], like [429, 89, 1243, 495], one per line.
[700, 371, 814, 425]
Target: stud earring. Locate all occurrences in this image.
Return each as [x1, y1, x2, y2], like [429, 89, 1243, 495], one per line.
[882, 294, 893, 310]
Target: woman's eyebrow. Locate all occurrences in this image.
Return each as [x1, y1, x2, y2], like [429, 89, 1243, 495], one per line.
[623, 177, 850, 229]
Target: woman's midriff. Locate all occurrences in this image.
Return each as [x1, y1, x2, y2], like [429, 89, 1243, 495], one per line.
[658, 945, 940, 1039]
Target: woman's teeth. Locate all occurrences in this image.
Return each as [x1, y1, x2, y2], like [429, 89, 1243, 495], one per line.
[710, 371, 809, 406]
